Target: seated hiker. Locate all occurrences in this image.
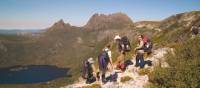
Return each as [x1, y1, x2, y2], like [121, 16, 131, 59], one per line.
[98, 44, 113, 83]
[134, 35, 146, 68]
[81, 57, 97, 84]
[191, 25, 199, 38]
[114, 35, 131, 70]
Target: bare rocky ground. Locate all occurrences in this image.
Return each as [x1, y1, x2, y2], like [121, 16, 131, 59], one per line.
[63, 48, 173, 88]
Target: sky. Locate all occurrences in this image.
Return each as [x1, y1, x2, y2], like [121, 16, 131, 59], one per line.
[0, 0, 199, 29]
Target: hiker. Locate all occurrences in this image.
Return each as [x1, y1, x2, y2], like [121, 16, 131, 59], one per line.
[98, 44, 113, 83]
[114, 35, 131, 55]
[191, 25, 199, 38]
[134, 35, 146, 68]
[114, 35, 131, 71]
[81, 57, 97, 84]
[141, 35, 153, 55]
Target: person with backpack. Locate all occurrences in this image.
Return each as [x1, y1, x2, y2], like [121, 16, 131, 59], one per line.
[134, 34, 153, 68]
[114, 35, 131, 71]
[141, 35, 153, 55]
[191, 25, 199, 38]
[114, 35, 131, 55]
[134, 35, 145, 68]
[98, 44, 113, 83]
[81, 57, 97, 84]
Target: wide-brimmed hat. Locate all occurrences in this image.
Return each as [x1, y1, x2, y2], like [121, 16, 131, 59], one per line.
[88, 57, 94, 64]
[114, 35, 121, 40]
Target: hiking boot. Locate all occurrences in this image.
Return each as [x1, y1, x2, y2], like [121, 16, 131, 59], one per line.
[102, 78, 107, 84]
[135, 64, 139, 67]
[86, 76, 96, 84]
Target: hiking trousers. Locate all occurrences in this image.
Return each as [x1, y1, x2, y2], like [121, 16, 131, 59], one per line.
[135, 53, 145, 68]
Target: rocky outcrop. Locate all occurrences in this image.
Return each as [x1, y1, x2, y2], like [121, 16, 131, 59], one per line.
[84, 12, 133, 30]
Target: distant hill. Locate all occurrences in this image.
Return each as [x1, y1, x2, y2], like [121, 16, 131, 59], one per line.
[47, 19, 72, 31]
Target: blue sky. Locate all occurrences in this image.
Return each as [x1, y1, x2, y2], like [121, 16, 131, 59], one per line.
[0, 0, 199, 29]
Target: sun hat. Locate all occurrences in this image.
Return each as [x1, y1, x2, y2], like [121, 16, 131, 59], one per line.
[114, 35, 121, 40]
[88, 57, 94, 64]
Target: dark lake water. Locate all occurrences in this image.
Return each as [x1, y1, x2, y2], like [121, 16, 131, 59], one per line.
[0, 65, 70, 84]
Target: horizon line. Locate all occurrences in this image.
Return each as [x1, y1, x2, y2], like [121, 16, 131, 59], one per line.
[0, 10, 198, 30]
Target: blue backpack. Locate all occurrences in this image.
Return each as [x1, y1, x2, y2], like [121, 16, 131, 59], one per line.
[98, 51, 109, 71]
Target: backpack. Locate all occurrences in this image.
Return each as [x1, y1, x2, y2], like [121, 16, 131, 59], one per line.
[116, 63, 126, 71]
[124, 59, 133, 68]
[117, 60, 133, 71]
[142, 36, 153, 51]
[120, 36, 131, 52]
[145, 60, 152, 66]
[98, 51, 109, 71]
[81, 61, 92, 79]
[106, 72, 118, 82]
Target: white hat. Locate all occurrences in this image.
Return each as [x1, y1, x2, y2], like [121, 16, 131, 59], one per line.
[104, 48, 109, 52]
[114, 35, 121, 40]
[88, 57, 94, 64]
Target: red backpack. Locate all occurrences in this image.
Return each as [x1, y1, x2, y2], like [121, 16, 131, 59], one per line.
[142, 35, 153, 53]
[142, 36, 148, 45]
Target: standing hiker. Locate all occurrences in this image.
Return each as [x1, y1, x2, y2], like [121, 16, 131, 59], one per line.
[114, 34, 131, 71]
[114, 35, 131, 55]
[98, 44, 113, 83]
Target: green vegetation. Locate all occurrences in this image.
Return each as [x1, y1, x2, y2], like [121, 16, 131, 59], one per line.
[82, 84, 101, 88]
[120, 76, 133, 83]
[149, 37, 200, 88]
[153, 27, 190, 47]
[138, 68, 151, 76]
[0, 34, 32, 41]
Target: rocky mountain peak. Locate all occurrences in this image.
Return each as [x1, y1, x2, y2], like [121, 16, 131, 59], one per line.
[57, 19, 65, 25]
[84, 12, 133, 30]
[48, 19, 71, 31]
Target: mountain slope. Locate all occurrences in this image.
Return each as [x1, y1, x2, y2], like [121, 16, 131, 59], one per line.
[153, 11, 200, 46]
[134, 21, 160, 30]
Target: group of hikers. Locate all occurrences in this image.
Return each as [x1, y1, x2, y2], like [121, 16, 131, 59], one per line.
[81, 24, 200, 84]
[81, 34, 153, 84]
